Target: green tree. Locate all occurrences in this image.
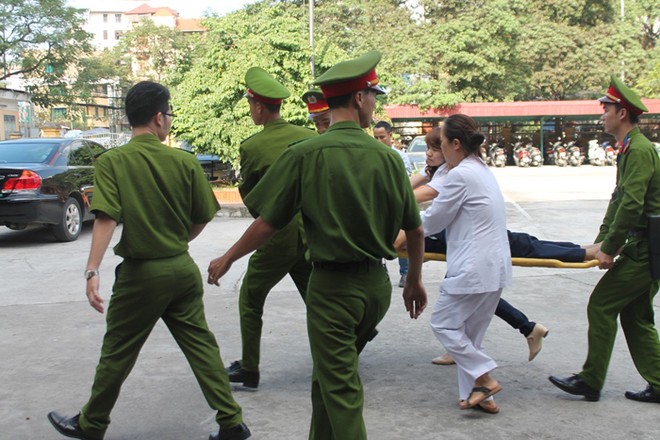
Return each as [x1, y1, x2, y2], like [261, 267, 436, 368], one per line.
[410, 0, 527, 104]
[170, 1, 345, 163]
[0, 0, 92, 106]
[117, 19, 189, 82]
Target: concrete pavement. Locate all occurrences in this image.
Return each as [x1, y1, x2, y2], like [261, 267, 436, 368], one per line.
[2, 165, 659, 440]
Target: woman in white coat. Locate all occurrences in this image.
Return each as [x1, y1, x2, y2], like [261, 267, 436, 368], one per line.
[423, 114, 512, 413]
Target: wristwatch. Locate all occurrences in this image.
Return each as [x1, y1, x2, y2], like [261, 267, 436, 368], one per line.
[84, 269, 99, 280]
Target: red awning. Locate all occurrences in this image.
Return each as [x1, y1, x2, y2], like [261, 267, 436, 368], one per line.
[385, 99, 660, 120]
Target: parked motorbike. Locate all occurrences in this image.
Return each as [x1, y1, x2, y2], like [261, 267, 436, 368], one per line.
[552, 140, 568, 167]
[513, 141, 531, 167]
[602, 141, 617, 166]
[480, 143, 490, 165]
[527, 143, 543, 167]
[566, 140, 584, 167]
[488, 143, 507, 167]
[588, 139, 606, 166]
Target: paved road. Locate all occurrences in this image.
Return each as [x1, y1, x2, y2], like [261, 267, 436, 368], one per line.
[2, 165, 658, 440]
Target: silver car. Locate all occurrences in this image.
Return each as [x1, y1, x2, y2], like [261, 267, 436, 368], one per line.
[406, 136, 427, 171]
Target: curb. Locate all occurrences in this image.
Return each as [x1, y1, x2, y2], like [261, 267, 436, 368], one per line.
[217, 203, 251, 218]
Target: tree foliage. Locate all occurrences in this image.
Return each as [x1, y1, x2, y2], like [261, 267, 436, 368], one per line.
[117, 19, 190, 82]
[170, 1, 345, 163]
[152, 0, 660, 158]
[0, 0, 92, 106]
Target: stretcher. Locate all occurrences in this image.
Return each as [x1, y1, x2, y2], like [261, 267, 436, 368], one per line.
[398, 251, 599, 269]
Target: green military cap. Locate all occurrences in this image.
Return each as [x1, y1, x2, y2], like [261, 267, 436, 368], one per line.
[302, 90, 329, 116]
[313, 50, 386, 98]
[599, 74, 648, 116]
[244, 67, 290, 104]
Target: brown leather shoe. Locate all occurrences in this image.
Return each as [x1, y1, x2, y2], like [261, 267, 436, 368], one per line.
[527, 323, 549, 361]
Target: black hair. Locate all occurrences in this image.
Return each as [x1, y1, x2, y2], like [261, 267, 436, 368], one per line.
[374, 120, 392, 132]
[614, 103, 640, 124]
[327, 92, 353, 109]
[263, 102, 282, 113]
[124, 81, 170, 128]
[443, 114, 485, 157]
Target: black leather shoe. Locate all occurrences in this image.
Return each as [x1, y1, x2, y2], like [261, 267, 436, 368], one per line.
[47, 411, 97, 440]
[625, 384, 660, 403]
[548, 374, 600, 401]
[209, 422, 251, 440]
[226, 360, 259, 389]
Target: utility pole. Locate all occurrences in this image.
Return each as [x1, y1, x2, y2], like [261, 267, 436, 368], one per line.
[620, 0, 625, 81]
[309, 0, 315, 78]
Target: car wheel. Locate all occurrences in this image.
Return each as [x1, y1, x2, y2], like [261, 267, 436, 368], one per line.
[52, 197, 82, 242]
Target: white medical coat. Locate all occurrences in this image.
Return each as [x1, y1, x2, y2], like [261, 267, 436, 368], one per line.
[422, 155, 512, 294]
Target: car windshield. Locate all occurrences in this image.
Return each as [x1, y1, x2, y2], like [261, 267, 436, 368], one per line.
[0, 142, 60, 164]
[408, 138, 427, 153]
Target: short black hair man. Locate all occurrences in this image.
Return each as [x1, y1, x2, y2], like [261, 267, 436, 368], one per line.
[48, 81, 250, 440]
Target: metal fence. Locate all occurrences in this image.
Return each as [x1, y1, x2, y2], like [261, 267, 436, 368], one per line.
[80, 133, 131, 148]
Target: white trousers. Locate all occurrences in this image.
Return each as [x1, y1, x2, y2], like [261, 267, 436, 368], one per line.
[430, 289, 502, 400]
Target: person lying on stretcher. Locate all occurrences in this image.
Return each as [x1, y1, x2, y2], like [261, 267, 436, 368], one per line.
[395, 127, 599, 367]
[395, 127, 600, 263]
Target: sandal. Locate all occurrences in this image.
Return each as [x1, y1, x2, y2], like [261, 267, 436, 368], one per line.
[460, 383, 502, 409]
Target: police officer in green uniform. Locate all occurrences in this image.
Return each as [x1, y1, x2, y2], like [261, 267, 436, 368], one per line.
[47, 81, 250, 440]
[302, 90, 331, 134]
[225, 67, 317, 389]
[550, 75, 660, 403]
[208, 51, 428, 439]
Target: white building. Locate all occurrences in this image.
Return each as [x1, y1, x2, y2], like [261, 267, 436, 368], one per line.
[68, 1, 203, 50]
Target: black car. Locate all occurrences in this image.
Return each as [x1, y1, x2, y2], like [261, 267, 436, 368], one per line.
[196, 153, 238, 183]
[180, 142, 237, 183]
[0, 138, 106, 241]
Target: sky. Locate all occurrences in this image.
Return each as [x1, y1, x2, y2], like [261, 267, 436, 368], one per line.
[67, 0, 262, 18]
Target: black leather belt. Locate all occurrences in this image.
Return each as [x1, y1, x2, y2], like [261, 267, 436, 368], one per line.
[312, 259, 383, 274]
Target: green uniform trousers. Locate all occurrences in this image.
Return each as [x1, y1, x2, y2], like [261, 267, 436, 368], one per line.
[79, 253, 242, 439]
[580, 239, 660, 391]
[239, 223, 311, 371]
[306, 263, 391, 440]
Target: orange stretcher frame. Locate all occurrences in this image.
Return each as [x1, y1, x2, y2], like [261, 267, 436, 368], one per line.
[398, 251, 599, 269]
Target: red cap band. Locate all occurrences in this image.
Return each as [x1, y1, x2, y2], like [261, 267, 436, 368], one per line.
[246, 89, 282, 105]
[605, 85, 644, 116]
[307, 99, 329, 113]
[320, 69, 380, 98]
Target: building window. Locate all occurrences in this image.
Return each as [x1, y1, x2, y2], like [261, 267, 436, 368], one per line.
[103, 13, 108, 23]
[115, 31, 123, 40]
[51, 108, 66, 120]
[3, 115, 17, 140]
[103, 30, 108, 40]
[115, 14, 121, 23]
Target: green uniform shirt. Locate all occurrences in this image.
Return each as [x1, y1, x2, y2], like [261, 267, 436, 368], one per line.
[244, 121, 421, 262]
[91, 134, 219, 259]
[239, 118, 317, 202]
[596, 128, 660, 255]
